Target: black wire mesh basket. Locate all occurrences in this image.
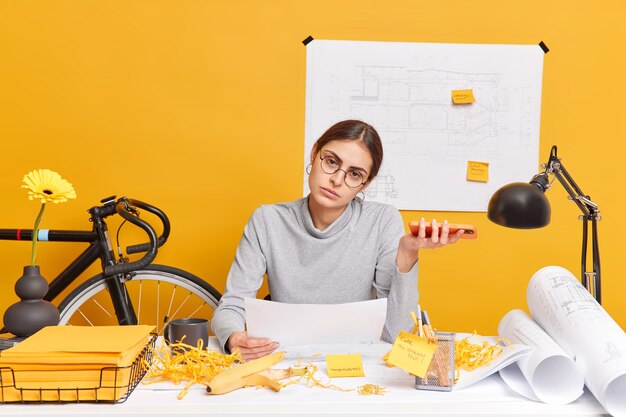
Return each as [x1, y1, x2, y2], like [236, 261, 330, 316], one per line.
[0, 334, 156, 404]
[415, 331, 456, 392]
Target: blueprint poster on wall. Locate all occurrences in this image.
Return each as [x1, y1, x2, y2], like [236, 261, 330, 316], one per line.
[303, 40, 545, 211]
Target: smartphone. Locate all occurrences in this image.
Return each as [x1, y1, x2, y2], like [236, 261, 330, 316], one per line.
[408, 221, 477, 239]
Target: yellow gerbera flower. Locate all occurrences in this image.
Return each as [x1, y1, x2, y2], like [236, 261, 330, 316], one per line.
[22, 169, 77, 204]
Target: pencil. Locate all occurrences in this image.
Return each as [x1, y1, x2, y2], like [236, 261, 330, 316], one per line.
[422, 310, 434, 338]
[410, 311, 419, 335]
[417, 304, 424, 337]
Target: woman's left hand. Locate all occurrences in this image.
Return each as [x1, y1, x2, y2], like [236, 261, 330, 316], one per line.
[403, 218, 464, 249]
[396, 218, 464, 272]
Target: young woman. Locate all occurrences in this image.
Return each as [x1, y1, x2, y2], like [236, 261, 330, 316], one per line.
[212, 120, 464, 359]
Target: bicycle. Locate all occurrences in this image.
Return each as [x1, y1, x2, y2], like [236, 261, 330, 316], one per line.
[0, 196, 221, 334]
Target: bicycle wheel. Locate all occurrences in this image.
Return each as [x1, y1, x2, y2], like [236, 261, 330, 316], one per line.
[57, 264, 221, 335]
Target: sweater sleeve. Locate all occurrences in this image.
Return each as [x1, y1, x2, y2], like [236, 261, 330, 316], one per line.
[211, 207, 268, 352]
[372, 206, 419, 343]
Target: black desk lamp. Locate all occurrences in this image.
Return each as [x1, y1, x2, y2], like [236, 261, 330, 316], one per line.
[487, 145, 602, 303]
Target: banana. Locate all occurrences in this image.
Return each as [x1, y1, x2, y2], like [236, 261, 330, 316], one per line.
[257, 368, 293, 380]
[206, 351, 285, 395]
[241, 374, 282, 392]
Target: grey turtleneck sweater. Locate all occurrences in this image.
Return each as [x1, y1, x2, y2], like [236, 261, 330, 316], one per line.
[211, 197, 418, 350]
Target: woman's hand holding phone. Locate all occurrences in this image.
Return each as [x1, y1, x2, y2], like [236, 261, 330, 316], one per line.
[408, 221, 477, 239]
[396, 219, 469, 272]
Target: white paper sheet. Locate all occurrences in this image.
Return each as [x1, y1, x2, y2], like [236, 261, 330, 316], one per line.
[498, 309, 584, 404]
[527, 266, 626, 416]
[244, 298, 387, 347]
[453, 333, 532, 390]
[281, 340, 391, 361]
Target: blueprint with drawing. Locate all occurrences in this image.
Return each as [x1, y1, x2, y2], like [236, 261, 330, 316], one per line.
[303, 40, 544, 211]
[497, 266, 626, 414]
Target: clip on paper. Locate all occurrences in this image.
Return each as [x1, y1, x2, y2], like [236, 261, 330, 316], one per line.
[302, 35, 314, 46]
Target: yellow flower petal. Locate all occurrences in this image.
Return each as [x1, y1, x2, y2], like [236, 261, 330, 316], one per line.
[22, 169, 77, 204]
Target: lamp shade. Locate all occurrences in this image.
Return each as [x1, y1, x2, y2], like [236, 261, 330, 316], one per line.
[487, 182, 551, 229]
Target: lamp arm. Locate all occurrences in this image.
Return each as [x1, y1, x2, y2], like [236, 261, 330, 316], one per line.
[591, 217, 601, 303]
[546, 153, 601, 304]
[548, 161, 600, 220]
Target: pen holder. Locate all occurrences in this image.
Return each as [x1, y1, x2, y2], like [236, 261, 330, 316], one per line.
[415, 332, 455, 392]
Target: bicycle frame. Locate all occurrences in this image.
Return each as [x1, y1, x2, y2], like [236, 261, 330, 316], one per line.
[0, 228, 97, 301]
[0, 196, 168, 327]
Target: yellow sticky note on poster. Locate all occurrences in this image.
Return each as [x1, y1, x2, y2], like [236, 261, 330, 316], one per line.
[451, 89, 475, 104]
[467, 161, 489, 182]
[386, 331, 436, 378]
[326, 354, 365, 378]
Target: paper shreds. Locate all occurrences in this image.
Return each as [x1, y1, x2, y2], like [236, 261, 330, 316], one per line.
[143, 339, 242, 399]
[454, 333, 506, 382]
[357, 383, 387, 396]
[281, 360, 353, 392]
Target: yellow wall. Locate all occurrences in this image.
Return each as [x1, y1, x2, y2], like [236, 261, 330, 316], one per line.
[1, 1, 625, 334]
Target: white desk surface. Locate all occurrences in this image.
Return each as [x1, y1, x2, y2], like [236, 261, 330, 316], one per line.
[0, 378, 609, 416]
[0, 338, 611, 416]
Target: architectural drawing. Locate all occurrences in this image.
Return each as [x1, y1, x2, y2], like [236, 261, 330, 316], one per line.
[304, 40, 544, 211]
[525, 266, 626, 415]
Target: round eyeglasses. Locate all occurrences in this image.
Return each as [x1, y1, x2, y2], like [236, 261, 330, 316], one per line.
[319, 152, 368, 188]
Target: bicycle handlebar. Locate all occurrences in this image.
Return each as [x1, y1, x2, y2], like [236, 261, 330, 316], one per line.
[125, 199, 171, 254]
[103, 198, 171, 276]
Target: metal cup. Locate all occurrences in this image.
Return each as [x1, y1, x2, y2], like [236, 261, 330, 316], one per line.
[164, 318, 209, 349]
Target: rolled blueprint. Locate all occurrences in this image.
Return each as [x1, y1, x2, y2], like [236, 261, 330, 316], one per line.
[527, 266, 626, 417]
[498, 309, 584, 404]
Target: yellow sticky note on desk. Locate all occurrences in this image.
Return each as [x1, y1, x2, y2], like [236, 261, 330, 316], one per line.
[326, 354, 365, 378]
[451, 89, 475, 104]
[386, 331, 436, 378]
[467, 161, 489, 182]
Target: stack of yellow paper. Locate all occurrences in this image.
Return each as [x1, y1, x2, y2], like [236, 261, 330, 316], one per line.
[0, 325, 154, 402]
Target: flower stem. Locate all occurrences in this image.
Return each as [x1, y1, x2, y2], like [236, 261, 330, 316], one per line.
[31, 203, 46, 266]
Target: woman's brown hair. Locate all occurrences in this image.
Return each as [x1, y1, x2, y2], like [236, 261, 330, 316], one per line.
[314, 120, 383, 181]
